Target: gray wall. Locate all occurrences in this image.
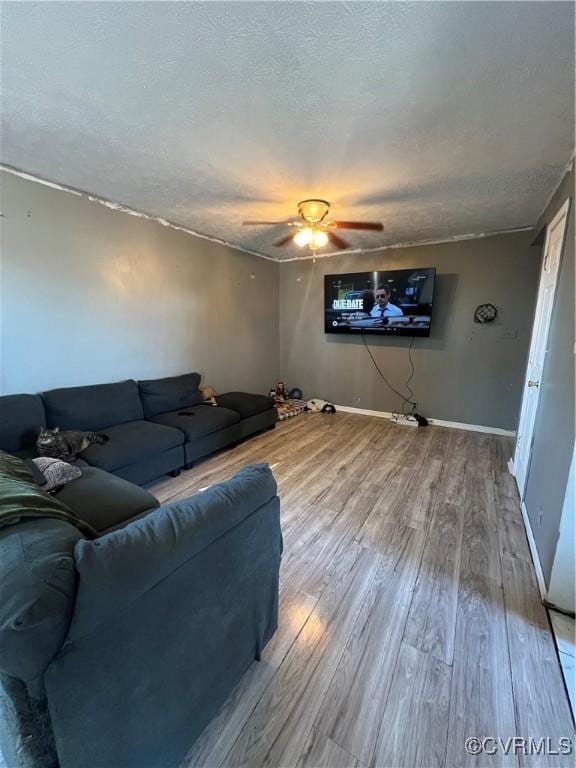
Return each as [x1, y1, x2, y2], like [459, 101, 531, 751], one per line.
[0, 171, 279, 395]
[524, 168, 575, 586]
[279, 233, 540, 430]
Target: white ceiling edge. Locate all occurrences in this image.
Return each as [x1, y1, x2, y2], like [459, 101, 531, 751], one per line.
[5, 161, 567, 264]
[277, 225, 536, 263]
[0, 164, 277, 263]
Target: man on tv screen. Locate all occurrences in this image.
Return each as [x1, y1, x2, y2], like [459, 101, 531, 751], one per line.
[370, 285, 404, 318]
[324, 267, 435, 337]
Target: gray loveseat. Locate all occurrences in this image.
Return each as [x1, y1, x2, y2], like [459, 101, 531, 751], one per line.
[0, 451, 282, 768]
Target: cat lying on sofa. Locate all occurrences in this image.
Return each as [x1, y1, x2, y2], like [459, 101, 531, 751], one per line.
[37, 427, 109, 460]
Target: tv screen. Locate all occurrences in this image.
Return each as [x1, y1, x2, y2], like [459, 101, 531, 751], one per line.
[324, 267, 436, 337]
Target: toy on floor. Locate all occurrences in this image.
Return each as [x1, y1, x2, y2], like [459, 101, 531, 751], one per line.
[269, 382, 308, 420]
[200, 385, 218, 406]
[274, 381, 287, 401]
[306, 399, 336, 414]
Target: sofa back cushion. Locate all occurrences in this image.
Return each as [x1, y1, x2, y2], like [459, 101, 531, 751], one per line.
[43, 380, 144, 431]
[71, 463, 279, 637]
[138, 373, 203, 418]
[0, 394, 46, 453]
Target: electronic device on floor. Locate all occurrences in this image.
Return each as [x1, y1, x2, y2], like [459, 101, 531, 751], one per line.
[390, 412, 429, 427]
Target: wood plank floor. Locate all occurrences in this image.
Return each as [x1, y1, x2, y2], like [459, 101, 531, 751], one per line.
[151, 412, 575, 768]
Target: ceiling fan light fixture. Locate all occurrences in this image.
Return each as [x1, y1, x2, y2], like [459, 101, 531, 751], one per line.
[312, 230, 328, 248]
[242, 200, 382, 254]
[298, 199, 331, 224]
[294, 227, 314, 247]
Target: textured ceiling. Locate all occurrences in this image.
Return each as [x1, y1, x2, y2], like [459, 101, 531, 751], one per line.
[1, 1, 574, 260]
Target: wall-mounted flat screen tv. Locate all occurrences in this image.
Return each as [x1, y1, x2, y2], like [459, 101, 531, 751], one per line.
[324, 268, 436, 337]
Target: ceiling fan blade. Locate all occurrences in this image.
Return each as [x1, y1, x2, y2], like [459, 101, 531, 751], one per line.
[333, 221, 384, 231]
[273, 233, 296, 247]
[327, 231, 351, 250]
[242, 220, 293, 226]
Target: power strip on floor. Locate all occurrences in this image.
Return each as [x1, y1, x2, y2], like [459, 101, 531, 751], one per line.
[390, 412, 419, 427]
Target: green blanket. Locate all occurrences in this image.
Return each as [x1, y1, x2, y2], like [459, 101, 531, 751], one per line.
[0, 451, 97, 539]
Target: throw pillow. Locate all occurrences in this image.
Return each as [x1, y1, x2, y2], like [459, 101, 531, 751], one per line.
[32, 457, 82, 492]
[24, 458, 48, 486]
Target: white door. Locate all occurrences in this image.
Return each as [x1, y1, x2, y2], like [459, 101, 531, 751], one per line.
[512, 198, 571, 497]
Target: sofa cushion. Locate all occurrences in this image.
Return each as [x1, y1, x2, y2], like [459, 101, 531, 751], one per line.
[216, 392, 276, 419]
[0, 519, 80, 680]
[238, 408, 278, 439]
[80, 420, 184, 472]
[150, 405, 240, 441]
[0, 394, 46, 453]
[42, 380, 144, 431]
[54, 466, 159, 532]
[138, 373, 203, 418]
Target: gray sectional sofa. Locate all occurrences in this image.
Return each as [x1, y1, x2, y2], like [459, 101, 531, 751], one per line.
[0, 374, 281, 768]
[0, 372, 277, 486]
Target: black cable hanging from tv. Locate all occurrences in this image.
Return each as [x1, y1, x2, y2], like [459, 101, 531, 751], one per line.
[361, 332, 417, 415]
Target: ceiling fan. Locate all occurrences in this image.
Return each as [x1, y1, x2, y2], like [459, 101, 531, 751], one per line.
[243, 199, 383, 254]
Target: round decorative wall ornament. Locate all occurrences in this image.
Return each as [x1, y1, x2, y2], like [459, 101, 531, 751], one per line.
[474, 303, 498, 323]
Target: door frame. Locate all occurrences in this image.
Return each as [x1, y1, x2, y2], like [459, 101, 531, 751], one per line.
[509, 197, 571, 598]
[510, 197, 571, 494]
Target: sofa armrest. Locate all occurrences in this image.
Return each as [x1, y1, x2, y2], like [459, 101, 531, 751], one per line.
[68, 463, 278, 640]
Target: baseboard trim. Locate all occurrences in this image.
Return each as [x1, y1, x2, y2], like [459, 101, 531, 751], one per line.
[427, 417, 515, 437]
[520, 501, 548, 601]
[508, 462, 548, 601]
[335, 405, 516, 437]
[336, 405, 393, 420]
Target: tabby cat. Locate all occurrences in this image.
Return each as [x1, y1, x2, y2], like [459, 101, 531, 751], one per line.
[36, 427, 109, 460]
